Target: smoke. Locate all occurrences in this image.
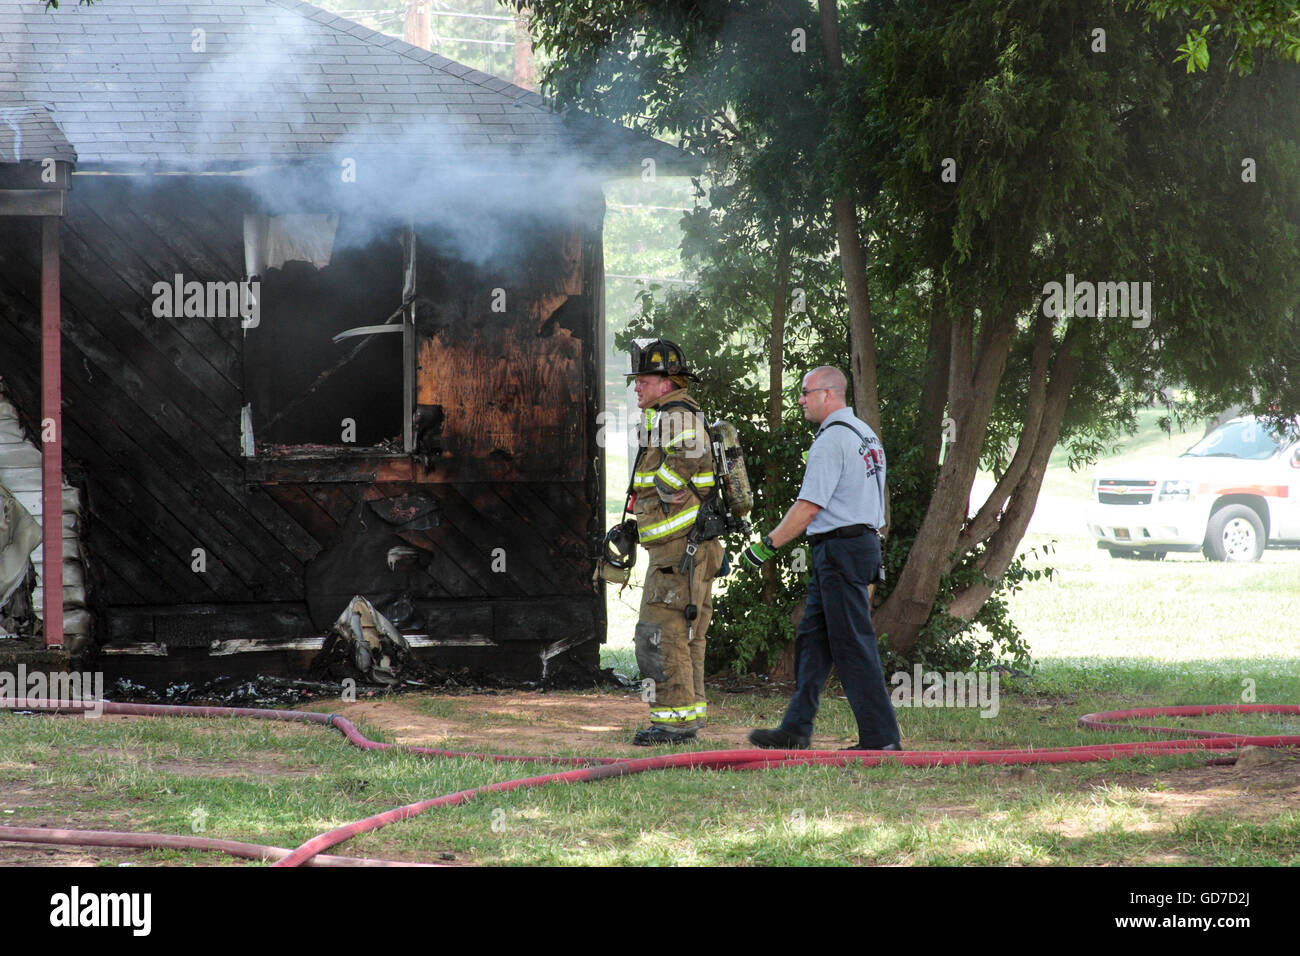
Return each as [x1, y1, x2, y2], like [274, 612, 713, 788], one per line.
[8, 0, 619, 266]
[183, 3, 608, 264]
[176, 1, 609, 265]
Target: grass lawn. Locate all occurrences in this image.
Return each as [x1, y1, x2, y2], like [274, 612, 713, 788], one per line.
[1, 412, 1297, 867]
[2, 647, 1296, 866]
[2, 525, 1296, 866]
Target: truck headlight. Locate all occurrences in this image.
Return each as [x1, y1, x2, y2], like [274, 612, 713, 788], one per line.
[1158, 479, 1193, 502]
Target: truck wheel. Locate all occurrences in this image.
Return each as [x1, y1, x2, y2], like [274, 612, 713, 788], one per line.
[1203, 505, 1265, 562]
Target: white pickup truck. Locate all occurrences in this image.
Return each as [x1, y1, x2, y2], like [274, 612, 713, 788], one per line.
[1088, 417, 1300, 561]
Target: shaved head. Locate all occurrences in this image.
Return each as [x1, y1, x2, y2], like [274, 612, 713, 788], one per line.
[808, 366, 848, 398]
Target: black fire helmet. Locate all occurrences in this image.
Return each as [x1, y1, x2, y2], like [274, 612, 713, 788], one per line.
[627, 338, 698, 381]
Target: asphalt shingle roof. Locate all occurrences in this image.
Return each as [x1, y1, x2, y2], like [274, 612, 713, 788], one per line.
[0, 103, 76, 164]
[0, 0, 693, 173]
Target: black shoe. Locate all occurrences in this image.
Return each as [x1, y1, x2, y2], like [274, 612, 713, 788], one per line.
[841, 741, 903, 751]
[632, 725, 697, 747]
[748, 727, 811, 750]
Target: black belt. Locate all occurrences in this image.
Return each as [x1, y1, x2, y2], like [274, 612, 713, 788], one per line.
[808, 524, 878, 545]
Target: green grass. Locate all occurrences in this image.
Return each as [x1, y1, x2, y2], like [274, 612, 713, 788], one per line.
[4, 625, 1298, 866]
[600, 645, 638, 679]
[7, 697, 1292, 866]
[1, 410, 1295, 866]
[999, 531, 1300, 661]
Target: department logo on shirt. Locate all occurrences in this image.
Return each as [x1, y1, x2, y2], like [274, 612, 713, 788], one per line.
[863, 443, 883, 479]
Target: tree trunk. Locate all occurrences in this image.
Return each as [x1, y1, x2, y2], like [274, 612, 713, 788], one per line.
[945, 326, 1084, 620]
[833, 194, 881, 434]
[403, 0, 429, 50]
[919, 291, 952, 475]
[767, 223, 791, 433]
[946, 314, 1057, 572]
[761, 222, 793, 605]
[872, 308, 1016, 655]
[819, 0, 881, 437]
[513, 9, 536, 90]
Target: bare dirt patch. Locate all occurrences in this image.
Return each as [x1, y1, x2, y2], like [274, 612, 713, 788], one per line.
[150, 757, 321, 779]
[327, 688, 774, 754]
[328, 692, 1300, 814]
[0, 842, 147, 867]
[1083, 750, 1300, 821]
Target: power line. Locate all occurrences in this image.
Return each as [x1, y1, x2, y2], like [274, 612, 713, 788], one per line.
[358, 13, 516, 47]
[430, 36, 516, 47]
[607, 203, 694, 213]
[429, 9, 516, 23]
[606, 274, 697, 285]
[348, 5, 515, 20]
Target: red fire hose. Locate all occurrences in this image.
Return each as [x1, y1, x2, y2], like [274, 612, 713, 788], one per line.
[0, 825, 434, 867]
[1, 699, 1296, 867]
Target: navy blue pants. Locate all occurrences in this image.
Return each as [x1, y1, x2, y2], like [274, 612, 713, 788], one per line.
[780, 533, 900, 747]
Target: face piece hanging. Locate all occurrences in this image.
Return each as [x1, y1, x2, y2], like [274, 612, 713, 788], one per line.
[594, 519, 638, 588]
[626, 338, 698, 382]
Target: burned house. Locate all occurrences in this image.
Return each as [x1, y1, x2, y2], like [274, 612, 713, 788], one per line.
[0, 0, 692, 684]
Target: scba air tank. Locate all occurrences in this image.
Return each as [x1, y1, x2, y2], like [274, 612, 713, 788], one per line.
[710, 420, 753, 518]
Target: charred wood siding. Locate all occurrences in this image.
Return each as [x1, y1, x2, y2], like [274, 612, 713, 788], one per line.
[0, 179, 314, 612]
[0, 175, 606, 681]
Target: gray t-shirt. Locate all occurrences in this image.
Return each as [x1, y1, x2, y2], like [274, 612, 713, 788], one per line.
[798, 407, 886, 534]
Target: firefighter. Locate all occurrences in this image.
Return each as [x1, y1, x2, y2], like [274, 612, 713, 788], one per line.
[626, 338, 725, 746]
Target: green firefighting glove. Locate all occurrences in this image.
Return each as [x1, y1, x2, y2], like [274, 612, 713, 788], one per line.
[740, 535, 777, 570]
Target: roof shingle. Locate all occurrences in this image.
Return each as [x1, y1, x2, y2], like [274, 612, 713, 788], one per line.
[0, 0, 695, 173]
[0, 103, 76, 164]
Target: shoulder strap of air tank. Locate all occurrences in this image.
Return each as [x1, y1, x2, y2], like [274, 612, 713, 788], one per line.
[819, 419, 870, 453]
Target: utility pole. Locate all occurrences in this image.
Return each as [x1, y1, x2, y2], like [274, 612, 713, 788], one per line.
[404, 0, 430, 50]
[513, 7, 535, 89]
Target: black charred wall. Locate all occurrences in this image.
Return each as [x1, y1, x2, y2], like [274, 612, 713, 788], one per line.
[0, 172, 607, 685]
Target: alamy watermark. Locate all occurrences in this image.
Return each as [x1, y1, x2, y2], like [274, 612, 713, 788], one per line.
[151, 273, 260, 328]
[49, 885, 151, 936]
[0, 665, 105, 718]
[1041, 273, 1151, 328]
[889, 666, 1000, 718]
[595, 406, 709, 458]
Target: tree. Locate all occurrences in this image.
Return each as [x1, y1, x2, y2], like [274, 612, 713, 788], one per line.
[855, 0, 1298, 654]
[1129, 1, 1300, 73]
[518, 0, 1299, 664]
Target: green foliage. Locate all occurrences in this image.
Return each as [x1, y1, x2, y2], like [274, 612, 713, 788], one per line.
[1175, 25, 1212, 71]
[531, 0, 1299, 671]
[882, 541, 1047, 674]
[1130, 1, 1300, 73]
[858, 0, 1300, 431]
[700, 421, 820, 673]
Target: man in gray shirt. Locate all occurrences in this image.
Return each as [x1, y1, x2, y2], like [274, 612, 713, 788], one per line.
[740, 366, 901, 751]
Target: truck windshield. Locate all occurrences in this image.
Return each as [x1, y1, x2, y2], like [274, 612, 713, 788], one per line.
[1183, 421, 1283, 461]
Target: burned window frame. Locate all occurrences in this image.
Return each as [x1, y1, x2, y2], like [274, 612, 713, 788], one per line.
[239, 216, 418, 467]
